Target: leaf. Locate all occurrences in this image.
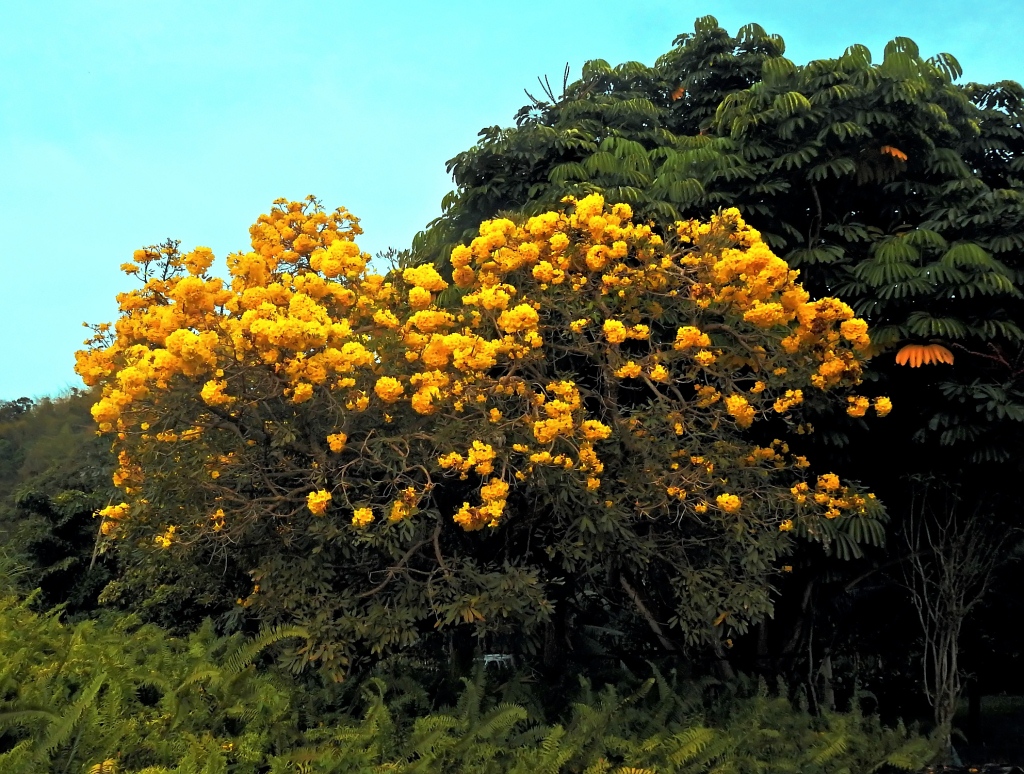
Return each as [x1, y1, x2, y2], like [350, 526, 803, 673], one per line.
[772, 91, 812, 116]
[928, 52, 963, 81]
[761, 57, 797, 88]
[549, 163, 589, 184]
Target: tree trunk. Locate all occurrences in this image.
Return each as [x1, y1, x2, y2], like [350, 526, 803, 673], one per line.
[819, 652, 836, 712]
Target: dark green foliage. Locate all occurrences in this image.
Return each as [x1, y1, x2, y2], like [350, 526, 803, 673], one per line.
[0, 591, 936, 773]
[0, 593, 306, 773]
[406, 16, 1024, 738]
[0, 391, 116, 614]
[0, 393, 245, 630]
[287, 673, 936, 774]
[416, 16, 1024, 469]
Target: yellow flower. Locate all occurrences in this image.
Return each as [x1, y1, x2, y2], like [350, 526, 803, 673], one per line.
[389, 500, 411, 522]
[480, 477, 509, 501]
[716, 493, 742, 513]
[650, 364, 670, 382]
[743, 302, 788, 327]
[291, 382, 314, 403]
[846, 395, 870, 418]
[467, 440, 496, 475]
[586, 244, 609, 271]
[839, 318, 871, 350]
[532, 261, 555, 283]
[773, 389, 803, 413]
[373, 309, 401, 329]
[603, 320, 627, 344]
[402, 264, 449, 292]
[873, 396, 893, 416]
[693, 350, 717, 367]
[327, 433, 347, 452]
[453, 265, 475, 287]
[674, 326, 711, 349]
[154, 525, 176, 549]
[614, 361, 642, 379]
[352, 507, 374, 527]
[817, 473, 841, 492]
[307, 489, 332, 515]
[374, 376, 405, 403]
[408, 286, 433, 309]
[533, 415, 573, 443]
[97, 502, 129, 520]
[410, 386, 442, 414]
[451, 244, 473, 267]
[182, 247, 215, 275]
[199, 378, 234, 407]
[497, 303, 540, 333]
[779, 519, 794, 532]
[724, 395, 755, 428]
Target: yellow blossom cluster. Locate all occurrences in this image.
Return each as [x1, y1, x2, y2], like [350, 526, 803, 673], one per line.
[454, 477, 510, 531]
[787, 474, 875, 520]
[154, 525, 176, 549]
[352, 507, 375, 528]
[307, 489, 332, 516]
[96, 502, 129, 536]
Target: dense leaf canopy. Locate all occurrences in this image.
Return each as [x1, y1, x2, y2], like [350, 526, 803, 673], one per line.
[415, 16, 1024, 467]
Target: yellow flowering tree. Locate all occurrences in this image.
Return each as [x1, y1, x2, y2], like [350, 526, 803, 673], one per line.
[77, 195, 888, 673]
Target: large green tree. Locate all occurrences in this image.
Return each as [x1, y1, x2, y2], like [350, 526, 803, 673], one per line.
[416, 16, 1024, 471]
[410, 16, 1024, 727]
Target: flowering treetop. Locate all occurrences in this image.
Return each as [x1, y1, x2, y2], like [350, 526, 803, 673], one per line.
[76, 194, 890, 668]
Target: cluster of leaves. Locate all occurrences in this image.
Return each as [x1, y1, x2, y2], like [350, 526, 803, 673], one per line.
[0, 592, 306, 773]
[74, 193, 891, 675]
[0, 393, 116, 614]
[0, 392, 248, 633]
[294, 675, 935, 774]
[0, 591, 936, 773]
[415, 16, 1024, 467]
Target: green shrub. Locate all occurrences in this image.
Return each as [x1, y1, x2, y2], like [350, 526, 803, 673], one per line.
[0, 595, 304, 773]
[0, 592, 936, 773]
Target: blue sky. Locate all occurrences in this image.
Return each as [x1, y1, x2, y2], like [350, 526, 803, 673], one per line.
[1, 0, 1022, 400]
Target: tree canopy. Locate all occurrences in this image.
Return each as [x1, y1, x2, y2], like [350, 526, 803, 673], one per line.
[75, 194, 888, 674]
[415, 16, 1024, 469]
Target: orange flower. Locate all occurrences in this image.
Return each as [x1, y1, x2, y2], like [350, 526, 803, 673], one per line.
[895, 343, 953, 367]
[880, 145, 908, 161]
